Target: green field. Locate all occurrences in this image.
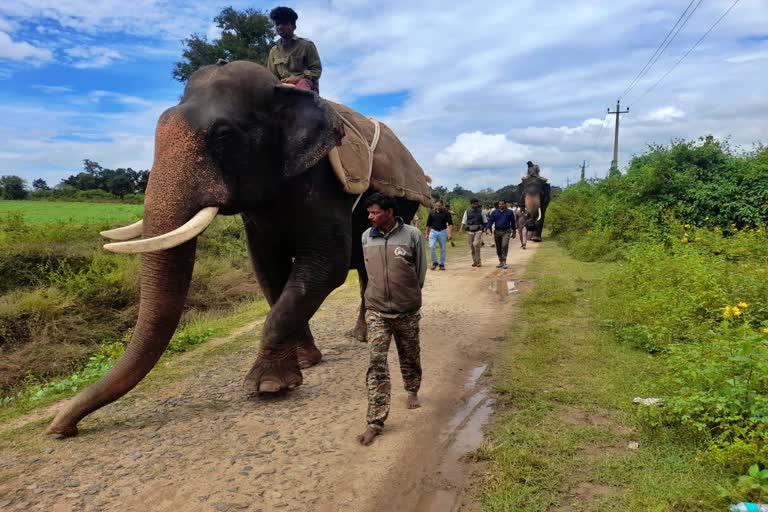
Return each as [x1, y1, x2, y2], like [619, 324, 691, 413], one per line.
[0, 200, 143, 225]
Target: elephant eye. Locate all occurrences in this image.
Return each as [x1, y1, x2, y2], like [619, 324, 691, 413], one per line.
[211, 123, 234, 141]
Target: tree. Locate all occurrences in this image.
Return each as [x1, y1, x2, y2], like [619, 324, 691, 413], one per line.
[0, 175, 28, 200]
[32, 178, 49, 191]
[172, 7, 275, 82]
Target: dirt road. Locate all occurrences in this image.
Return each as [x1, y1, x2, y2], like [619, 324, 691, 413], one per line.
[0, 240, 536, 512]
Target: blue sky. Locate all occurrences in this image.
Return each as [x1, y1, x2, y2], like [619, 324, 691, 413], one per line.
[1, 0, 766, 190]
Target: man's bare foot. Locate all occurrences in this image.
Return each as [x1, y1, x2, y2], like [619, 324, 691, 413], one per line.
[357, 427, 380, 446]
[406, 392, 421, 409]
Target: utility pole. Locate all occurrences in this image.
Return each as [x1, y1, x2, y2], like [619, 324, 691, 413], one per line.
[607, 100, 629, 176]
[580, 160, 588, 182]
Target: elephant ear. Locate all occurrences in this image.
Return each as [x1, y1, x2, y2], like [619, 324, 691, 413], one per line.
[272, 85, 343, 178]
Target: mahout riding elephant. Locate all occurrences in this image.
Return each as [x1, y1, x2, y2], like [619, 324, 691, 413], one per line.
[46, 60, 423, 437]
[518, 176, 551, 242]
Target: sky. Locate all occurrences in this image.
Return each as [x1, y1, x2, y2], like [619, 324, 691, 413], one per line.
[0, 0, 766, 190]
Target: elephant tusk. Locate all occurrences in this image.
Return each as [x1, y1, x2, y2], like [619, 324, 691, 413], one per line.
[100, 219, 143, 241]
[103, 207, 219, 254]
[537, 208, 542, 221]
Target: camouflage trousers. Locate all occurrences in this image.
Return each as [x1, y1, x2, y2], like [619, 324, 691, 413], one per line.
[365, 309, 422, 432]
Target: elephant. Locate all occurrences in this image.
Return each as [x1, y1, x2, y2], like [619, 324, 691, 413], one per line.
[45, 60, 421, 437]
[518, 176, 551, 242]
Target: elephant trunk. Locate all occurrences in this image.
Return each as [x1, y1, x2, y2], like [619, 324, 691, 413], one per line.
[47, 241, 197, 437]
[46, 108, 229, 437]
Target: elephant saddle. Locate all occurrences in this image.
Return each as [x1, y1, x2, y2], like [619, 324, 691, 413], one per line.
[325, 101, 433, 208]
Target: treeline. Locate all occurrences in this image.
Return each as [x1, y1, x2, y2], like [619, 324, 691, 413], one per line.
[547, 136, 768, 483]
[1, 159, 149, 203]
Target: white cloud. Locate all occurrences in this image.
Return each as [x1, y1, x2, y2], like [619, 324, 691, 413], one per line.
[0, 30, 52, 62]
[64, 45, 123, 68]
[435, 132, 531, 169]
[32, 84, 74, 94]
[206, 23, 222, 41]
[0, 17, 17, 32]
[643, 106, 685, 123]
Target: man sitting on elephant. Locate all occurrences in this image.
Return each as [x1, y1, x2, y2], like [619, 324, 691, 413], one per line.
[267, 6, 322, 92]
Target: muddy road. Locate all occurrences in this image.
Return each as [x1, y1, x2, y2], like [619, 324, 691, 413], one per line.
[0, 241, 535, 512]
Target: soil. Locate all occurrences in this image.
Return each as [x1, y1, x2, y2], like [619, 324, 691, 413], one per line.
[0, 240, 536, 512]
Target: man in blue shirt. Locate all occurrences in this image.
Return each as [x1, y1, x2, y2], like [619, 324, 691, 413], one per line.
[485, 199, 517, 269]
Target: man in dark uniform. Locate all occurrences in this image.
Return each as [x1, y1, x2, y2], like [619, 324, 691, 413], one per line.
[485, 199, 516, 269]
[458, 198, 488, 267]
[267, 7, 322, 92]
[424, 200, 453, 270]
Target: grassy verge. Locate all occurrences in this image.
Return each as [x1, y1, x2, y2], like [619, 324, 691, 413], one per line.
[0, 200, 143, 225]
[477, 241, 730, 511]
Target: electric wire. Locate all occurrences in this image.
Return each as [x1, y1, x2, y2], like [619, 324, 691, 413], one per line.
[622, 0, 704, 102]
[620, 0, 698, 100]
[631, 0, 741, 108]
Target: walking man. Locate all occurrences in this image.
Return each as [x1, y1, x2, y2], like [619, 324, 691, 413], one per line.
[486, 199, 516, 269]
[425, 200, 453, 270]
[267, 7, 322, 92]
[458, 198, 488, 267]
[358, 193, 426, 446]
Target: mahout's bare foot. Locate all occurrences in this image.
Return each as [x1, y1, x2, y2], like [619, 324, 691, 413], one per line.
[356, 427, 380, 446]
[243, 346, 303, 393]
[347, 322, 368, 343]
[406, 392, 421, 409]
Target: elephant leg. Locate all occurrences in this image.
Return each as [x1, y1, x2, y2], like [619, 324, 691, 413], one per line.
[244, 224, 351, 393]
[244, 218, 321, 375]
[349, 268, 368, 342]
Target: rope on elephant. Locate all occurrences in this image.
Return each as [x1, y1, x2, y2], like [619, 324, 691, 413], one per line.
[334, 111, 381, 212]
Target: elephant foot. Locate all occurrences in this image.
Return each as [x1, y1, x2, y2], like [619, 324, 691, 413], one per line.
[297, 340, 322, 369]
[244, 346, 303, 394]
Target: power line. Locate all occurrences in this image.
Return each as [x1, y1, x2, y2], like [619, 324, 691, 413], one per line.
[631, 0, 742, 108]
[622, 0, 705, 102]
[620, 0, 698, 100]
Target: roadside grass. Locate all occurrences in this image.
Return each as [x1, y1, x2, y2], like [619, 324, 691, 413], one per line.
[478, 241, 730, 511]
[0, 200, 143, 225]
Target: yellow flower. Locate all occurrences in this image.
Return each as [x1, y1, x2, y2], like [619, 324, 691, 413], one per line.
[684, 224, 690, 229]
[681, 237, 688, 243]
[723, 306, 732, 318]
[695, 237, 701, 241]
[738, 302, 749, 309]
[762, 327, 768, 334]
[732, 306, 742, 317]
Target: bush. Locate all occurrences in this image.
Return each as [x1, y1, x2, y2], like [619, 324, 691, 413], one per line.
[547, 136, 768, 470]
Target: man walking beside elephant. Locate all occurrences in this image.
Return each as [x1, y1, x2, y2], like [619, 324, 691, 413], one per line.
[486, 200, 516, 269]
[358, 193, 426, 446]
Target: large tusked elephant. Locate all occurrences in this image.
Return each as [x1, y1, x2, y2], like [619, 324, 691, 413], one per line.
[518, 176, 551, 242]
[46, 60, 421, 437]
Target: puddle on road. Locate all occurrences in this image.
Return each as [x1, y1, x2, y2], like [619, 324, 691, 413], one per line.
[417, 365, 494, 512]
[489, 279, 518, 297]
[465, 365, 488, 390]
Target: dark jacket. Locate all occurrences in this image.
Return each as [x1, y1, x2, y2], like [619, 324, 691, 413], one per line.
[361, 218, 427, 314]
[486, 208, 517, 231]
